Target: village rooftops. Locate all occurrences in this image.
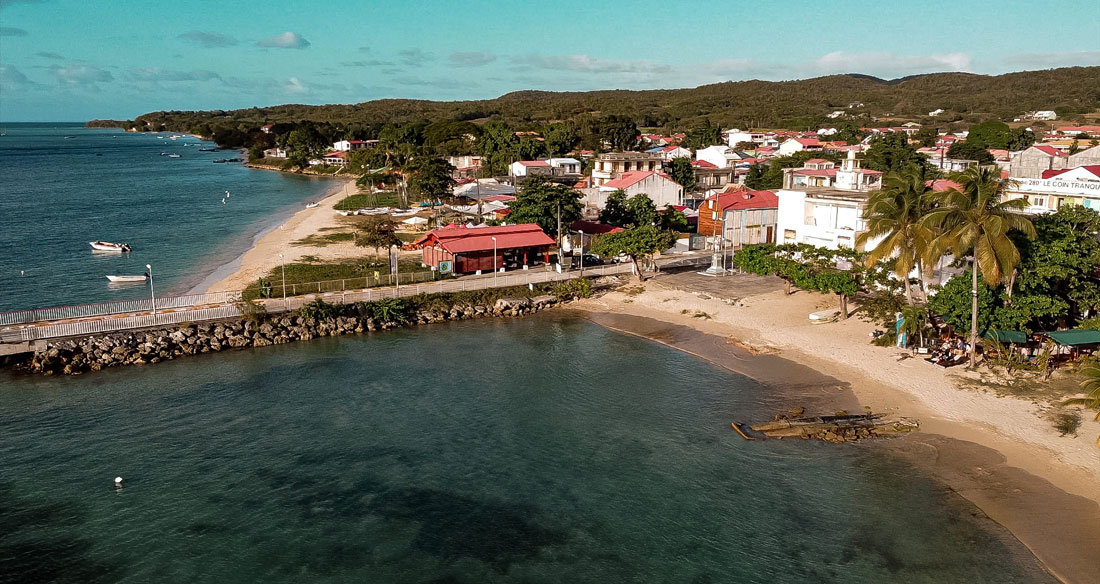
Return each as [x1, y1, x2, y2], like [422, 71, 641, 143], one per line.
[413, 223, 554, 254]
[596, 151, 665, 161]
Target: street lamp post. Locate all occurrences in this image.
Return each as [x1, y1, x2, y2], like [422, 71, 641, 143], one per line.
[146, 264, 156, 315]
[491, 236, 498, 286]
[579, 230, 584, 271]
[279, 253, 286, 311]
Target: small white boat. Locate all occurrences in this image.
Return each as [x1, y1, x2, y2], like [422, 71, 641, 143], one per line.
[306, 202, 319, 208]
[809, 309, 840, 323]
[167, 153, 181, 158]
[106, 274, 147, 283]
[336, 210, 353, 216]
[89, 241, 131, 252]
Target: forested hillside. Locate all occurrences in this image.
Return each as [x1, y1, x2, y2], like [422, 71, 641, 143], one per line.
[122, 67, 1099, 135]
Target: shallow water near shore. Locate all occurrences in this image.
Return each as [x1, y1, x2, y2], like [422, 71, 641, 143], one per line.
[0, 123, 338, 312]
[0, 314, 1054, 583]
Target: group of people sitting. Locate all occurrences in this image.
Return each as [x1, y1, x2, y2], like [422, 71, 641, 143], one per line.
[925, 338, 972, 368]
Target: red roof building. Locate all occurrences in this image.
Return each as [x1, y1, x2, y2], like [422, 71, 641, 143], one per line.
[414, 223, 555, 274]
[569, 220, 624, 235]
[698, 188, 779, 247]
[1034, 145, 1067, 157]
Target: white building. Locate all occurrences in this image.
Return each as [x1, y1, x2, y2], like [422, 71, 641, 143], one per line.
[1004, 166, 1100, 213]
[696, 145, 748, 169]
[725, 129, 756, 148]
[332, 139, 376, 152]
[510, 160, 552, 177]
[1030, 110, 1058, 121]
[775, 151, 886, 250]
[776, 137, 823, 156]
[584, 171, 683, 212]
[262, 147, 288, 159]
[928, 108, 944, 117]
[548, 157, 582, 175]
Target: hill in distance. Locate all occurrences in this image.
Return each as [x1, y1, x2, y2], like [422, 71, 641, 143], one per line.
[125, 67, 1100, 132]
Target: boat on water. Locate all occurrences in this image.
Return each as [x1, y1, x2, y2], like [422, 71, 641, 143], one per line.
[89, 241, 132, 252]
[106, 274, 147, 283]
[212, 157, 241, 163]
[198, 147, 217, 152]
[167, 153, 181, 158]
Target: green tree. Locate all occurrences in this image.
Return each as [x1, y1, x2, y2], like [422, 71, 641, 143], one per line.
[626, 194, 658, 227]
[680, 119, 722, 151]
[594, 115, 638, 151]
[946, 141, 995, 164]
[355, 216, 401, 255]
[667, 157, 697, 193]
[590, 225, 678, 281]
[857, 165, 937, 305]
[477, 122, 519, 175]
[507, 176, 583, 241]
[966, 121, 1013, 149]
[744, 163, 780, 190]
[863, 132, 932, 173]
[544, 123, 579, 156]
[928, 271, 997, 333]
[248, 144, 265, 162]
[922, 166, 1037, 366]
[1006, 128, 1036, 151]
[407, 157, 457, 204]
[285, 126, 327, 168]
[1013, 205, 1100, 327]
[598, 189, 631, 226]
[658, 205, 689, 232]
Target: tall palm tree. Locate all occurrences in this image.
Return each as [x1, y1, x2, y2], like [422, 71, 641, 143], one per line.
[1065, 363, 1100, 447]
[922, 166, 1036, 367]
[856, 165, 936, 305]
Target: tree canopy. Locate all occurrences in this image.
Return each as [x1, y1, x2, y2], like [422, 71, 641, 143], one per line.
[590, 225, 678, 281]
[506, 176, 583, 240]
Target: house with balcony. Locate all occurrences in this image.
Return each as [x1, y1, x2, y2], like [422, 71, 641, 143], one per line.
[782, 151, 882, 191]
[590, 152, 665, 187]
[697, 187, 778, 249]
[776, 152, 885, 251]
[510, 160, 553, 178]
[332, 139, 377, 152]
[776, 137, 823, 156]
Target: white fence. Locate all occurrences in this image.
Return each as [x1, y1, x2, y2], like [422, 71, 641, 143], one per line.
[0, 291, 243, 327]
[0, 254, 709, 344]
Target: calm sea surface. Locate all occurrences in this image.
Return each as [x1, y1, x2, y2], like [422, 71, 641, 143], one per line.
[0, 315, 1053, 583]
[0, 123, 339, 312]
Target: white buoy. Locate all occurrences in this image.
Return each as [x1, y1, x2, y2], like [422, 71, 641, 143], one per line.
[221, 198, 226, 205]
[114, 476, 123, 486]
[225, 190, 230, 198]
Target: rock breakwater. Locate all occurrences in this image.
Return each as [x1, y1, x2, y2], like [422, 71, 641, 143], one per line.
[20, 295, 560, 376]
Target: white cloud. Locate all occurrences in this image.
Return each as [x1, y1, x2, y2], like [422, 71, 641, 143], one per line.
[283, 77, 306, 93]
[514, 54, 671, 74]
[129, 67, 222, 82]
[178, 30, 238, 48]
[257, 32, 311, 50]
[810, 51, 971, 76]
[1000, 50, 1100, 69]
[450, 51, 496, 67]
[48, 64, 113, 90]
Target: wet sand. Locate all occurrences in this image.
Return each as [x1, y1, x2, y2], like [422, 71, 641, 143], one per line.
[577, 309, 1100, 584]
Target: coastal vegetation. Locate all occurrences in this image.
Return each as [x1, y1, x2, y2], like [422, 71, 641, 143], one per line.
[243, 256, 433, 301]
[112, 68, 1100, 142]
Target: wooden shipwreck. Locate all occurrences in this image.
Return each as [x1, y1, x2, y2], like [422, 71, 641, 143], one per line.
[733, 412, 919, 443]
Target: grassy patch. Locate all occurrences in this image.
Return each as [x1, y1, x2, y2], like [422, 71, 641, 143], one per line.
[243, 256, 435, 300]
[292, 232, 355, 247]
[333, 192, 402, 210]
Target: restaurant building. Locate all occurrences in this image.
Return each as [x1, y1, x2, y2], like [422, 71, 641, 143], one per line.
[415, 223, 555, 275]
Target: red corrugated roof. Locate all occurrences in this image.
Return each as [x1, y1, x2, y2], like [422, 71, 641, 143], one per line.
[691, 160, 718, 168]
[1044, 166, 1100, 179]
[1034, 145, 1067, 157]
[793, 138, 821, 146]
[414, 223, 554, 253]
[569, 220, 623, 234]
[517, 160, 550, 167]
[602, 170, 679, 189]
[927, 179, 962, 191]
[482, 194, 516, 202]
[706, 189, 778, 211]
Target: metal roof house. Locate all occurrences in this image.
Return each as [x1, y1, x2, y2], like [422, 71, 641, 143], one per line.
[414, 223, 555, 275]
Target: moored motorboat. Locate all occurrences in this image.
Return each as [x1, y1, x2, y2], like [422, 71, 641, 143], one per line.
[306, 202, 319, 208]
[106, 274, 147, 283]
[89, 241, 132, 252]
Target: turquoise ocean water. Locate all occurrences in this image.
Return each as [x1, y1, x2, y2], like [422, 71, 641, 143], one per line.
[0, 123, 338, 313]
[0, 315, 1053, 583]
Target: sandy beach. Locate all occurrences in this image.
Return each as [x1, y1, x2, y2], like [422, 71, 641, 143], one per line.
[572, 273, 1100, 583]
[204, 178, 369, 292]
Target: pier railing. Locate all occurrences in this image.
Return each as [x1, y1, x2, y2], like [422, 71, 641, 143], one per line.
[0, 254, 710, 343]
[0, 290, 243, 327]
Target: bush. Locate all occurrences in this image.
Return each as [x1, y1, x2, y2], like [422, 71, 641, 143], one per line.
[552, 278, 592, 301]
[297, 299, 343, 320]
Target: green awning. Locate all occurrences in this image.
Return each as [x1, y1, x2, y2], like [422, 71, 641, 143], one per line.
[1045, 329, 1100, 346]
[981, 330, 1028, 344]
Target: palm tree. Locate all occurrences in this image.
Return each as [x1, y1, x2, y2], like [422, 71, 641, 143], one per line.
[1065, 363, 1100, 446]
[922, 166, 1036, 367]
[856, 165, 936, 305]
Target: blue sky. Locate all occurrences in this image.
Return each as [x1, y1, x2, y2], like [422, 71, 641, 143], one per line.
[1, 0, 1098, 121]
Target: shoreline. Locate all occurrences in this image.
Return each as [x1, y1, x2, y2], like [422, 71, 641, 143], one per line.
[199, 176, 357, 293]
[571, 282, 1100, 584]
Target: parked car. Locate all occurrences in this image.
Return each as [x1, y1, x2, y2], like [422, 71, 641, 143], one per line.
[581, 253, 604, 265]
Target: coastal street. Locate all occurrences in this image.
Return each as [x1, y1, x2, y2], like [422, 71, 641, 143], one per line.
[0, 254, 712, 344]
